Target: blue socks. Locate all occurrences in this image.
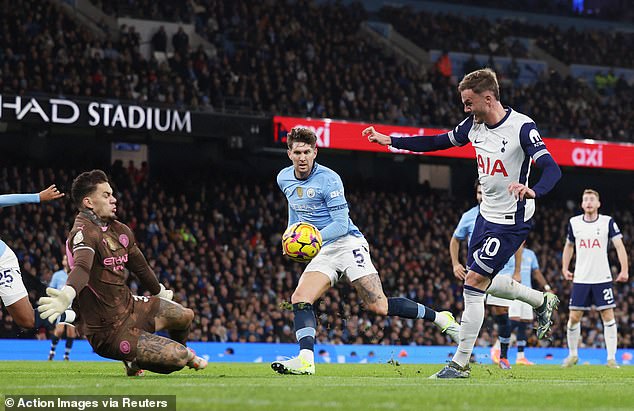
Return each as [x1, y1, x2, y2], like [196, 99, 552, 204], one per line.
[387, 297, 437, 321]
[293, 303, 316, 351]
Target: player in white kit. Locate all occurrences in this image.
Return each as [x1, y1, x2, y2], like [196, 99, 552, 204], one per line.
[365, 68, 562, 378]
[0, 185, 70, 330]
[562, 189, 629, 368]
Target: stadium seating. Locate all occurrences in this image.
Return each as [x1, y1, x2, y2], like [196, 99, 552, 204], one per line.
[1, 164, 632, 350]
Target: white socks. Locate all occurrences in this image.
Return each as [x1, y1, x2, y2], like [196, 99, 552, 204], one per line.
[487, 275, 544, 308]
[452, 287, 486, 367]
[604, 319, 617, 361]
[567, 320, 580, 357]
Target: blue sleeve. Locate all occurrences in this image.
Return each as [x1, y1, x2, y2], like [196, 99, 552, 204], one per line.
[529, 250, 540, 271]
[319, 175, 350, 243]
[49, 273, 61, 290]
[608, 218, 622, 239]
[519, 122, 549, 159]
[567, 221, 575, 242]
[0, 193, 40, 207]
[288, 206, 299, 227]
[453, 214, 470, 240]
[532, 154, 562, 198]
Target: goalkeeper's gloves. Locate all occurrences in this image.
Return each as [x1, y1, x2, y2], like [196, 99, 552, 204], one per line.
[38, 286, 77, 324]
[156, 284, 174, 300]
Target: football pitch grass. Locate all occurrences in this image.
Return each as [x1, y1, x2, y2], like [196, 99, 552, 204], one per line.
[1, 362, 633, 411]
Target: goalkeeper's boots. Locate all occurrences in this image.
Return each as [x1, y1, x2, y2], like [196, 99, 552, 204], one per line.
[187, 348, 208, 371]
[123, 361, 145, 377]
[536, 293, 559, 339]
[561, 355, 578, 368]
[436, 311, 460, 343]
[429, 361, 470, 379]
[271, 356, 315, 375]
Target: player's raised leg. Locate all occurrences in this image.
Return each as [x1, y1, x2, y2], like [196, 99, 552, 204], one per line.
[272, 271, 330, 375]
[352, 274, 460, 343]
[154, 298, 206, 370]
[487, 274, 559, 339]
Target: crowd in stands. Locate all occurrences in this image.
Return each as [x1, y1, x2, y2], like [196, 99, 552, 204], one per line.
[1, 163, 632, 355]
[1, 0, 632, 142]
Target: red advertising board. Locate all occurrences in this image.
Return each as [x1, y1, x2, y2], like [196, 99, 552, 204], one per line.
[273, 116, 634, 171]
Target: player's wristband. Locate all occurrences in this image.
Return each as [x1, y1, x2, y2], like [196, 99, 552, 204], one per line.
[544, 284, 552, 291]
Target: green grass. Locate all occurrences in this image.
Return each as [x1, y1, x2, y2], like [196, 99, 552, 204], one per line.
[1, 362, 633, 411]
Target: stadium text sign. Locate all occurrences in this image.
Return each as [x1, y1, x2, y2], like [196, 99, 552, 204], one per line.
[0, 95, 191, 133]
[274, 116, 634, 171]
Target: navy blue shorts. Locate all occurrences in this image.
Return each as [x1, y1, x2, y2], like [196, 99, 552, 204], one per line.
[569, 282, 616, 311]
[467, 214, 532, 278]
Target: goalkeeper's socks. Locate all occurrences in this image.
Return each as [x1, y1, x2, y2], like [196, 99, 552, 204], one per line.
[387, 297, 436, 321]
[293, 302, 316, 354]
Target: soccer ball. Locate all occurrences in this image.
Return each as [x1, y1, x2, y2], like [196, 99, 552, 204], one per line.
[282, 222, 323, 263]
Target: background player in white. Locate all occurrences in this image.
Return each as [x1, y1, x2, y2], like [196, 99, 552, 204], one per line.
[47, 255, 77, 360]
[508, 244, 550, 365]
[562, 189, 628, 368]
[271, 127, 459, 375]
[0, 185, 73, 330]
[365, 68, 561, 378]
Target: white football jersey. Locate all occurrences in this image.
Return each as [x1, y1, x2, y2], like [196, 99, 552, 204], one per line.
[448, 108, 551, 225]
[567, 214, 622, 284]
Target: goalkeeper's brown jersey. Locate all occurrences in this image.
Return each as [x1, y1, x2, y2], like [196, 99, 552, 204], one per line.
[65, 211, 160, 335]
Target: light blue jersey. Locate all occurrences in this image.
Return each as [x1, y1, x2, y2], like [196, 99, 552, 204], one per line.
[0, 193, 40, 256]
[49, 269, 68, 290]
[277, 163, 362, 246]
[452, 205, 479, 241]
[497, 248, 539, 283]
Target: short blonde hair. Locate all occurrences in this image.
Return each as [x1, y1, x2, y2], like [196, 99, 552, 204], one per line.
[582, 189, 600, 200]
[458, 68, 500, 100]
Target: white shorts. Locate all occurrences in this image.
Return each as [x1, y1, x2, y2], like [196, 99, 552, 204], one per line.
[305, 235, 378, 286]
[486, 294, 513, 308]
[509, 299, 534, 321]
[0, 246, 28, 306]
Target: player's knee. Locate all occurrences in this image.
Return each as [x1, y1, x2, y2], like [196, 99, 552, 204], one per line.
[15, 315, 35, 329]
[183, 308, 194, 325]
[291, 290, 310, 305]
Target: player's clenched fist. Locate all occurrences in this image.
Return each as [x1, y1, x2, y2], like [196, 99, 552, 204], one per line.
[362, 126, 391, 146]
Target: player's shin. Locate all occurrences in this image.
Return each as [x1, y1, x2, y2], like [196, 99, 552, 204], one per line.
[293, 302, 316, 363]
[452, 286, 485, 367]
[604, 319, 617, 361]
[514, 321, 527, 359]
[567, 320, 581, 357]
[488, 275, 544, 307]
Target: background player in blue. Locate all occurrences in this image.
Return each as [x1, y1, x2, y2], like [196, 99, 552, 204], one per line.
[0, 185, 73, 331]
[47, 255, 77, 361]
[508, 244, 550, 366]
[271, 127, 460, 375]
[562, 189, 629, 368]
[365, 68, 562, 378]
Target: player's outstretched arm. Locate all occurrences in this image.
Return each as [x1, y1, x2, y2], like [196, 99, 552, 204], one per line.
[39, 184, 65, 202]
[363, 126, 455, 152]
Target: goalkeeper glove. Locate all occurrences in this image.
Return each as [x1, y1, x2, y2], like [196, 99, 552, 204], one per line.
[38, 286, 76, 324]
[156, 284, 174, 300]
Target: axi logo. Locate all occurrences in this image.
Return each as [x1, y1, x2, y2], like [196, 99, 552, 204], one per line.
[572, 146, 603, 167]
